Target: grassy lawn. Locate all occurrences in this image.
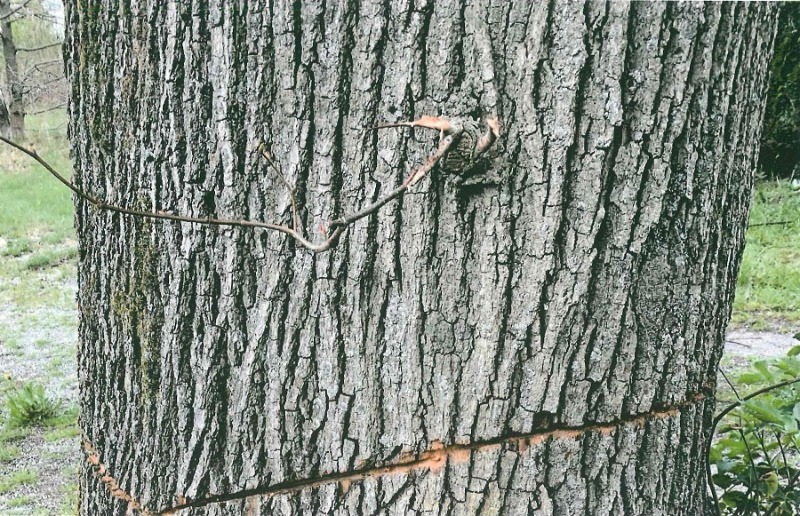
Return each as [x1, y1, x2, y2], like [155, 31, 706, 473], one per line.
[733, 180, 800, 329]
[0, 109, 76, 310]
[0, 110, 79, 515]
[0, 110, 72, 239]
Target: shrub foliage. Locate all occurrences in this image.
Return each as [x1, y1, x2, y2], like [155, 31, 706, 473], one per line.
[761, 4, 800, 178]
[712, 348, 800, 515]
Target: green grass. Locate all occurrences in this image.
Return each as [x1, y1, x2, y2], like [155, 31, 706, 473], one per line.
[0, 109, 73, 241]
[42, 406, 79, 441]
[1, 337, 23, 354]
[59, 481, 79, 515]
[43, 425, 79, 442]
[0, 109, 77, 310]
[0, 427, 30, 443]
[0, 239, 32, 257]
[23, 247, 79, 271]
[0, 265, 77, 308]
[732, 180, 800, 327]
[0, 470, 37, 494]
[0, 443, 20, 462]
[0, 110, 78, 515]
[7, 495, 33, 508]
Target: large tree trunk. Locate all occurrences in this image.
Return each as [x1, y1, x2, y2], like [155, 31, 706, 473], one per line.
[0, 0, 24, 139]
[66, 2, 777, 515]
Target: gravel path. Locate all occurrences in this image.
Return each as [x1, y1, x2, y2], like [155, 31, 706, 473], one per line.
[0, 297, 79, 514]
[724, 328, 799, 368]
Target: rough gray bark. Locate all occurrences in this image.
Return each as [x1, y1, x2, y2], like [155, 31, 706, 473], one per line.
[0, 0, 23, 139]
[66, 1, 777, 515]
[0, 97, 10, 138]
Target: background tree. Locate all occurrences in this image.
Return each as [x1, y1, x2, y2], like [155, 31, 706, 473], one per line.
[760, 3, 800, 178]
[66, 2, 777, 515]
[0, 0, 63, 139]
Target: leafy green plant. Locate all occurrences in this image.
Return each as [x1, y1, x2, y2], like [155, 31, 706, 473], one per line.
[711, 350, 800, 515]
[3, 382, 62, 427]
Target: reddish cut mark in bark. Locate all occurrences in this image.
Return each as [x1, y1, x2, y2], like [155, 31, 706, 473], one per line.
[158, 393, 705, 514]
[82, 439, 150, 515]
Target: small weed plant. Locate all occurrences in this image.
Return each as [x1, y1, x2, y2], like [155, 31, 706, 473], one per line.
[4, 382, 62, 428]
[711, 347, 800, 515]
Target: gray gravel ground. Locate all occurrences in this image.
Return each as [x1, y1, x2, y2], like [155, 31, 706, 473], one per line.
[724, 328, 800, 368]
[0, 294, 79, 514]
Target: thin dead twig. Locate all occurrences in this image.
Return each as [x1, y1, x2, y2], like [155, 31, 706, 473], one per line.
[328, 132, 458, 230]
[0, 0, 34, 20]
[16, 41, 62, 52]
[0, 123, 464, 253]
[26, 101, 67, 116]
[258, 144, 300, 233]
[748, 220, 798, 228]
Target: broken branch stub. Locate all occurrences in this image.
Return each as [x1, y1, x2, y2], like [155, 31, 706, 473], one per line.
[374, 115, 501, 185]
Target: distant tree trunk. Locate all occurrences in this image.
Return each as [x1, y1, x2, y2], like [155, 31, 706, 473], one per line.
[0, 97, 10, 138]
[67, 2, 777, 515]
[0, 0, 24, 139]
